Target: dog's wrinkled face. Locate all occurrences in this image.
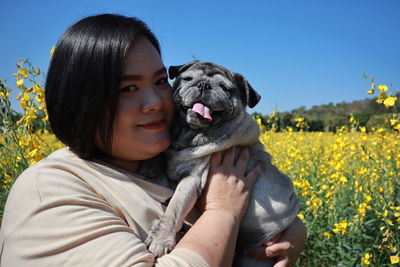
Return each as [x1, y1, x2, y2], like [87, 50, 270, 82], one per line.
[169, 61, 261, 129]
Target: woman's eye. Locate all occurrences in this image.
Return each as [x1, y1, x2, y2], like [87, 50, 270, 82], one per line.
[156, 77, 170, 87]
[119, 85, 138, 93]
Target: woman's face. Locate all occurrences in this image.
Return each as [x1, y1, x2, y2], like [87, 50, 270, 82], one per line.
[106, 37, 174, 172]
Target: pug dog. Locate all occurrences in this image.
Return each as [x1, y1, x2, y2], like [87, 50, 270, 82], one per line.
[144, 61, 299, 266]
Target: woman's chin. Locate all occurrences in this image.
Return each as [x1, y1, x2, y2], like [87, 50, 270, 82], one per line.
[147, 138, 171, 157]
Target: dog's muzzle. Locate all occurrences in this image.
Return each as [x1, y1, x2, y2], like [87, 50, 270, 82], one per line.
[185, 102, 213, 129]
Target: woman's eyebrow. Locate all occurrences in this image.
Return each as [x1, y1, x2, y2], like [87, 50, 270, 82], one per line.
[154, 67, 167, 77]
[120, 67, 167, 81]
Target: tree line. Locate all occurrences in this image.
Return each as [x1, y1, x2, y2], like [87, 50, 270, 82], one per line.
[252, 92, 400, 132]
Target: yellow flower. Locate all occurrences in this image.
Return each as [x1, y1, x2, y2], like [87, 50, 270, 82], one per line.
[358, 203, 371, 220]
[383, 96, 397, 108]
[376, 92, 388, 104]
[390, 119, 398, 126]
[339, 176, 348, 185]
[323, 232, 333, 239]
[43, 113, 49, 121]
[383, 210, 388, 217]
[390, 255, 399, 264]
[16, 78, 24, 87]
[50, 46, 55, 57]
[333, 221, 349, 235]
[362, 252, 371, 265]
[28, 148, 39, 158]
[17, 67, 29, 78]
[22, 92, 30, 101]
[378, 84, 388, 92]
[297, 213, 304, 220]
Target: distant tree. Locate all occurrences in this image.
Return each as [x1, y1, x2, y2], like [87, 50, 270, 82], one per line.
[354, 112, 372, 127]
[367, 114, 392, 129]
[308, 119, 324, 131]
[281, 113, 294, 130]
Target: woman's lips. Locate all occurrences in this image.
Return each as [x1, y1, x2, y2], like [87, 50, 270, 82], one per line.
[138, 118, 167, 129]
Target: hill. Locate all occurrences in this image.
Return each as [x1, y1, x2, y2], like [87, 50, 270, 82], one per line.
[254, 92, 400, 132]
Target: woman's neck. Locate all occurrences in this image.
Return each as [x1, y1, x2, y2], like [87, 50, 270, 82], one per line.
[107, 158, 140, 173]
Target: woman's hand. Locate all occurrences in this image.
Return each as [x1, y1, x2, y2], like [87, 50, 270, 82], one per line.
[177, 147, 261, 267]
[243, 217, 307, 267]
[197, 146, 262, 221]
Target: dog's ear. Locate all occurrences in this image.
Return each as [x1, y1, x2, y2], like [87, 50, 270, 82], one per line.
[234, 73, 261, 108]
[168, 61, 199, 79]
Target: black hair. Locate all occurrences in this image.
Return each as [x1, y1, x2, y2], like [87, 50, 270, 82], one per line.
[45, 14, 161, 159]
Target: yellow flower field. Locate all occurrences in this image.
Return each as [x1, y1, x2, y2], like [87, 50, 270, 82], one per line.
[260, 129, 400, 266]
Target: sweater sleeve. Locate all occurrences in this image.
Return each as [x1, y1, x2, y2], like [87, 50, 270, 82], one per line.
[0, 163, 209, 267]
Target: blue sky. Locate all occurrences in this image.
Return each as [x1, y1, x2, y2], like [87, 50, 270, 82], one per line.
[1, 0, 399, 114]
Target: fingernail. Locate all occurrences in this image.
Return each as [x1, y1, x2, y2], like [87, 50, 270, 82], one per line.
[265, 249, 272, 257]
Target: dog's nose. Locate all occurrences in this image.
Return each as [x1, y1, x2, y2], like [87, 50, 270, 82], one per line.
[197, 81, 211, 90]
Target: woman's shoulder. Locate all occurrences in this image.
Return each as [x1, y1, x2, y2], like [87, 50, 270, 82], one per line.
[10, 147, 89, 192]
[4, 148, 96, 211]
[8, 147, 173, 206]
[0, 148, 97, 236]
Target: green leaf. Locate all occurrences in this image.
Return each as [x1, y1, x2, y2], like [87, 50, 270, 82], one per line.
[361, 233, 374, 240]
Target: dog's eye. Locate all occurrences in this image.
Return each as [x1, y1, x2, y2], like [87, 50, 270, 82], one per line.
[220, 84, 230, 91]
[182, 76, 193, 81]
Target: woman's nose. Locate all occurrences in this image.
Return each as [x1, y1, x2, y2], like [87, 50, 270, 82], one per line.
[142, 88, 163, 113]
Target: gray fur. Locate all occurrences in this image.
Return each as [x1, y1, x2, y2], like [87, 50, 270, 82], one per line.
[145, 61, 299, 266]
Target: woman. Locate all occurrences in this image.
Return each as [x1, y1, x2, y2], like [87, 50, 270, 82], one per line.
[0, 14, 306, 266]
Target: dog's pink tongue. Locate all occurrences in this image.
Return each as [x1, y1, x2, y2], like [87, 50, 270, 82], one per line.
[191, 103, 212, 121]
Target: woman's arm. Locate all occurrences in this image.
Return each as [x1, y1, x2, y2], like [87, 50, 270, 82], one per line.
[174, 147, 261, 267]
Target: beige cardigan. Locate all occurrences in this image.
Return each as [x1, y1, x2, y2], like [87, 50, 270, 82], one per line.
[0, 147, 209, 267]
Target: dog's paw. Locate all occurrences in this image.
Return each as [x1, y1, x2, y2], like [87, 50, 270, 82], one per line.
[145, 218, 176, 257]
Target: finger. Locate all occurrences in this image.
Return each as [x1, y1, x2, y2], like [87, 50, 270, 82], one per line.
[243, 246, 272, 259]
[210, 151, 222, 168]
[235, 147, 250, 171]
[222, 146, 236, 166]
[263, 232, 282, 246]
[245, 162, 262, 185]
[265, 241, 292, 257]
